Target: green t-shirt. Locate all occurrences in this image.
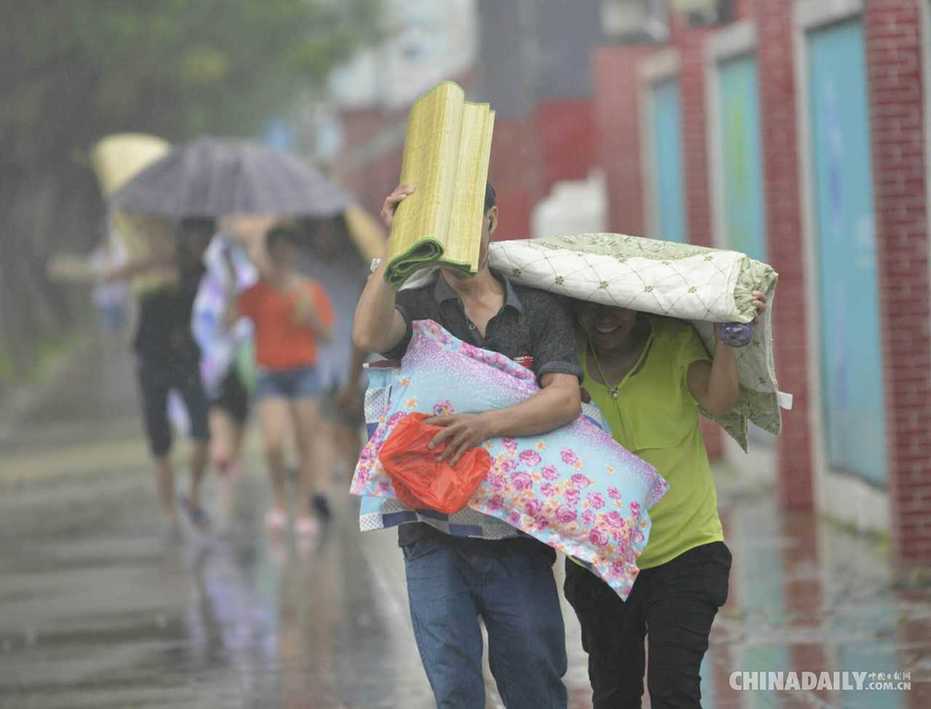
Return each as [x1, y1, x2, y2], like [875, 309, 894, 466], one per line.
[581, 317, 724, 569]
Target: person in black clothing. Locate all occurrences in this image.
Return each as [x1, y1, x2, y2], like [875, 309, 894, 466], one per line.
[111, 218, 214, 531]
[49, 217, 214, 533]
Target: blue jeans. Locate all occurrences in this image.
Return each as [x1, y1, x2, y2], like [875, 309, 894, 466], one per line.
[402, 532, 568, 708]
[254, 366, 321, 401]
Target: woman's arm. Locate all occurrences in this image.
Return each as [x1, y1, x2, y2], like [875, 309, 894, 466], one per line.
[48, 252, 175, 284]
[687, 291, 768, 416]
[292, 281, 333, 342]
[687, 348, 739, 417]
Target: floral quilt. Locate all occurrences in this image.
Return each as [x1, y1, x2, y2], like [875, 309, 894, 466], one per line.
[350, 320, 669, 600]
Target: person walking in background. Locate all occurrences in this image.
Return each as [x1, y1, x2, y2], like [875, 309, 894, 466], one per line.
[227, 223, 334, 537]
[48, 216, 215, 536]
[132, 217, 214, 533]
[192, 230, 259, 480]
[564, 297, 765, 709]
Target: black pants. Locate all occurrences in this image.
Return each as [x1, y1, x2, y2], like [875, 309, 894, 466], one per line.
[564, 542, 732, 709]
[136, 354, 210, 457]
[209, 368, 250, 425]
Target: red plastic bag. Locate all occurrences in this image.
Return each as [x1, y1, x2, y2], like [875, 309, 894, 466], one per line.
[378, 412, 492, 514]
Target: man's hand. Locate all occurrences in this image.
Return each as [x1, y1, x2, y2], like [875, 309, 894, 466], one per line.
[380, 184, 416, 228]
[424, 413, 494, 466]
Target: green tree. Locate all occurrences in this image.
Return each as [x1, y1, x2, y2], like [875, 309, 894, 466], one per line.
[0, 0, 380, 382]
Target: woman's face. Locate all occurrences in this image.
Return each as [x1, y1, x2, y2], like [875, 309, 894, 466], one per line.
[576, 302, 639, 351]
[269, 238, 300, 269]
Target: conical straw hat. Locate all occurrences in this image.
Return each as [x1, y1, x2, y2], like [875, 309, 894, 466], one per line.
[90, 133, 170, 196]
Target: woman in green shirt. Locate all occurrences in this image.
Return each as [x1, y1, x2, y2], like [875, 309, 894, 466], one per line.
[565, 295, 765, 709]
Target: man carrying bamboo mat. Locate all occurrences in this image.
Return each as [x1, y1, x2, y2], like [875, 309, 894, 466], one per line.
[353, 183, 582, 708]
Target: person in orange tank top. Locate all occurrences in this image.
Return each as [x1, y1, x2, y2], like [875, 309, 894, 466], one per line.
[226, 224, 334, 537]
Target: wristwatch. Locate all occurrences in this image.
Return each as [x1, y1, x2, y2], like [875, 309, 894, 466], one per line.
[369, 257, 383, 273]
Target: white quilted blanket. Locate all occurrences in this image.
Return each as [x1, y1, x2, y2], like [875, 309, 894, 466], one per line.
[403, 233, 787, 450]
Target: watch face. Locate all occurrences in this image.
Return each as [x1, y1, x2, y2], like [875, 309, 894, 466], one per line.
[370, 257, 383, 273]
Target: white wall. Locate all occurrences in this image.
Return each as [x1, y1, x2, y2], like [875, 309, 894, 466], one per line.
[328, 0, 477, 109]
[531, 172, 607, 239]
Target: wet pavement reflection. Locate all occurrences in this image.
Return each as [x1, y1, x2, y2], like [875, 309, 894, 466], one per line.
[1, 343, 928, 708]
[0, 458, 441, 708]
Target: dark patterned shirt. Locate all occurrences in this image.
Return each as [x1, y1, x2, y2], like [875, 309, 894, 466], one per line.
[383, 270, 582, 546]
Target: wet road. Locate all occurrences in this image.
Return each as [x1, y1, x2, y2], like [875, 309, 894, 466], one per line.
[1, 341, 929, 708]
[0, 469, 443, 708]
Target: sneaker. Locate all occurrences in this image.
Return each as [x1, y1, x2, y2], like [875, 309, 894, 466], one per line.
[264, 507, 289, 532]
[311, 494, 332, 522]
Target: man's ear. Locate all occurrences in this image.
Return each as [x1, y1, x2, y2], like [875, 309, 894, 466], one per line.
[487, 206, 498, 236]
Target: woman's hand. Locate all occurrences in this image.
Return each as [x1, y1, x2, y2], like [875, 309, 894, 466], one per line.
[47, 254, 96, 282]
[751, 290, 767, 320]
[291, 283, 318, 322]
[291, 282, 332, 342]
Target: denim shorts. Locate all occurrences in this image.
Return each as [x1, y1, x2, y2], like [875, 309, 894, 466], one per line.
[254, 366, 322, 401]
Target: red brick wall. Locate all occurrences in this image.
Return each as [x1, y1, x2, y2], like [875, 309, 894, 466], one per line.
[593, 45, 652, 235]
[340, 107, 393, 153]
[733, 0, 753, 22]
[674, 29, 715, 252]
[333, 71, 479, 221]
[533, 98, 597, 195]
[756, 0, 815, 508]
[865, 0, 931, 564]
[675, 27, 725, 461]
[488, 117, 543, 240]
[331, 105, 406, 219]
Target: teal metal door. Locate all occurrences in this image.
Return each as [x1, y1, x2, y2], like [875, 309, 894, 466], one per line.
[650, 79, 688, 243]
[717, 54, 767, 260]
[807, 19, 887, 484]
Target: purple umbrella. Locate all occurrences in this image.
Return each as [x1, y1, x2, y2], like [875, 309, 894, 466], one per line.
[111, 137, 348, 219]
